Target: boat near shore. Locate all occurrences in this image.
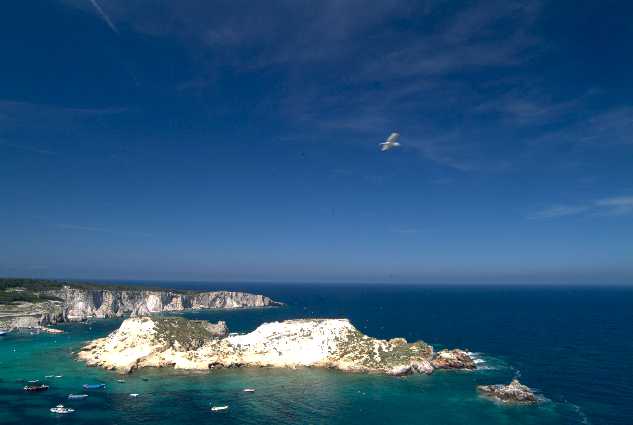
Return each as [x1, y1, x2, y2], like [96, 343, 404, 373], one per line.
[24, 384, 49, 392]
[68, 394, 89, 400]
[211, 405, 229, 412]
[50, 405, 74, 414]
[83, 383, 106, 390]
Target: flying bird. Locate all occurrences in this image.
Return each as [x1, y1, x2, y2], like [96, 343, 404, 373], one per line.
[379, 132, 400, 151]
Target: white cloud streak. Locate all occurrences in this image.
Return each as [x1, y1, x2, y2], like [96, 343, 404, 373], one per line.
[89, 0, 120, 34]
[529, 196, 633, 220]
[56, 223, 152, 237]
[527, 205, 588, 220]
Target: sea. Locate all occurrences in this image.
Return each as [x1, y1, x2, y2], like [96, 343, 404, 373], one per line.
[1, 283, 632, 425]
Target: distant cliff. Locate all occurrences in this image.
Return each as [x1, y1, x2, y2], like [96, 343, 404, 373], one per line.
[48, 286, 281, 321]
[0, 279, 282, 330]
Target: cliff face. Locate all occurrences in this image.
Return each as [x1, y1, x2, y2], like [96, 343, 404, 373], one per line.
[0, 286, 281, 330]
[47, 286, 280, 321]
[78, 316, 474, 376]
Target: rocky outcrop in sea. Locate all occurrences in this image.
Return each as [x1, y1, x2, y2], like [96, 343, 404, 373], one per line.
[431, 349, 476, 369]
[77, 316, 475, 376]
[478, 379, 537, 403]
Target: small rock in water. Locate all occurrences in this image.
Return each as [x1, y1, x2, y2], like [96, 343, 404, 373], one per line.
[431, 349, 476, 369]
[478, 379, 537, 403]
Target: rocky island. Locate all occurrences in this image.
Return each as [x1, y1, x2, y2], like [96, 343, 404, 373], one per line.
[478, 379, 538, 403]
[0, 278, 281, 331]
[78, 316, 475, 376]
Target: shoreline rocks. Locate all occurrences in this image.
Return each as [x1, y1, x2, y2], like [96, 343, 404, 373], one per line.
[478, 379, 537, 403]
[431, 349, 476, 369]
[78, 316, 475, 376]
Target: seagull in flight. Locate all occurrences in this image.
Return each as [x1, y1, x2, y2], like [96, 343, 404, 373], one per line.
[380, 132, 401, 151]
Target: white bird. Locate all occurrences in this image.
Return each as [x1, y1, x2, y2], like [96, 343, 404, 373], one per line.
[379, 132, 400, 151]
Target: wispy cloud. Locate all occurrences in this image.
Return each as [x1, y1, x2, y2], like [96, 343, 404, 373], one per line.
[88, 0, 120, 34]
[528, 107, 633, 147]
[0, 100, 128, 139]
[56, 223, 152, 237]
[0, 140, 55, 156]
[58, 0, 631, 174]
[360, 1, 540, 80]
[527, 205, 588, 220]
[391, 227, 422, 235]
[594, 196, 633, 216]
[529, 196, 633, 220]
[0, 100, 128, 117]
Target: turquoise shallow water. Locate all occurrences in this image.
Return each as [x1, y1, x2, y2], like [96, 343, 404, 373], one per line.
[1, 284, 632, 424]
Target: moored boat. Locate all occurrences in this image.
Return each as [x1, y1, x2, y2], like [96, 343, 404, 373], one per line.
[211, 405, 229, 412]
[24, 384, 49, 392]
[68, 394, 89, 399]
[83, 383, 106, 390]
[50, 404, 75, 414]
[243, 388, 256, 393]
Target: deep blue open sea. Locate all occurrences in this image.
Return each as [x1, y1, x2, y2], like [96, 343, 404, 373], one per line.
[1, 284, 632, 425]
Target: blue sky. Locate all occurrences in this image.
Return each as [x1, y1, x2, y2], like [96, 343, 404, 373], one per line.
[1, 1, 632, 284]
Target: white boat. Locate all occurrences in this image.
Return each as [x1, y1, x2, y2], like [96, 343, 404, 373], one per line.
[68, 394, 88, 399]
[117, 379, 126, 383]
[50, 404, 75, 414]
[129, 393, 140, 397]
[243, 388, 256, 393]
[0, 330, 8, 336]
[55, 375, 63, 378]
[211, 405, 229, 412]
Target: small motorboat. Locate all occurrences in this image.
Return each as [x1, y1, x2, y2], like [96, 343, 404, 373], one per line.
[24, 384, 49, 392]
[27, 380, 40, 384]
[68, 394, 89, 400]
[0, 330, 8, 336]
[129, 393, 140, 397]
[54, 375, 63, 378]
[243, 388, 256, 393]
[83, 383, 106, 390]
[211, 405, 229, 412]
[117, 379, 126, 383]
[50, 404, 75, 414]
[45, 375, 54, 378]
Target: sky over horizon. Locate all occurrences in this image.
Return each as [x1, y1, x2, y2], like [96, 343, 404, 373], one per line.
[1, 1, 632, 284]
